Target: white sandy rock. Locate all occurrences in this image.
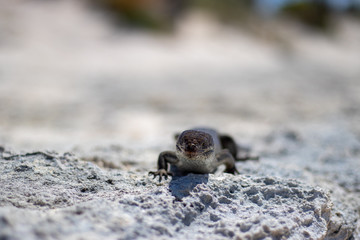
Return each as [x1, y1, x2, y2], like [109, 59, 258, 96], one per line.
[0, 152, 332, 240]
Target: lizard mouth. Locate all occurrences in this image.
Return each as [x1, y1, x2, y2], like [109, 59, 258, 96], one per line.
[177, 145, 214, 159]
[185, 150, 214, 159]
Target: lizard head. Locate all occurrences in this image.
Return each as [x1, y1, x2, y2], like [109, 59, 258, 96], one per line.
[176, 130, 214, 160]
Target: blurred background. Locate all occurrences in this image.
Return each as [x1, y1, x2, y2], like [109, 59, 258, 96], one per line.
[0, 0, 359, 152]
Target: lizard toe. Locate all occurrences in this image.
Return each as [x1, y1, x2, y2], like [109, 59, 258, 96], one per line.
[149, 169, 171, 182]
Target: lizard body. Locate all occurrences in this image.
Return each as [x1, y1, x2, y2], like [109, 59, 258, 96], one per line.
[149, 128, 258, 181]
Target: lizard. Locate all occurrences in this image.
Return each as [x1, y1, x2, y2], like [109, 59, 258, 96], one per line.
[149, 128, 258, 182]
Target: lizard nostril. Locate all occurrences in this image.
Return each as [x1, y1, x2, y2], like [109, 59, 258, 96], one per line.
[186, 144, 197, 152]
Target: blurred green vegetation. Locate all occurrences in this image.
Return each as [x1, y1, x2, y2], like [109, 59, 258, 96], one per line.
[89, 0, 360, 31]
[90, 0, 180, 30]
[190, 0, 253, 24]
[280, 1, 332, 30]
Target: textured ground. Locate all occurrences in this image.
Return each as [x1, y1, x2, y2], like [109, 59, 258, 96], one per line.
[1, 0, 360, 239]
[0, 151, 335, 240]
[1, 124, 359, 239]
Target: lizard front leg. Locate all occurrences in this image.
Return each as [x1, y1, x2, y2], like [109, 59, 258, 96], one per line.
[149, 151, 179, 182]
[215, 149, 239, 174]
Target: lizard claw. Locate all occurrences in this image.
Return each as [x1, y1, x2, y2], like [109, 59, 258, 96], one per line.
[148, 169, 172, 182]
[225, 166, 239, 175]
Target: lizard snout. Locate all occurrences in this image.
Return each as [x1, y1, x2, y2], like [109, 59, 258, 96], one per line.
[185, 143, 197, 152]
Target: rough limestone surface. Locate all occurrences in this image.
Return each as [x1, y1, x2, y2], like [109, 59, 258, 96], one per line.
[2, 124, 359, 239]
[1, 152, 332, 240]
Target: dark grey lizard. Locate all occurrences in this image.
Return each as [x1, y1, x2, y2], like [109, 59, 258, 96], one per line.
[149, 128, 258, 181]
